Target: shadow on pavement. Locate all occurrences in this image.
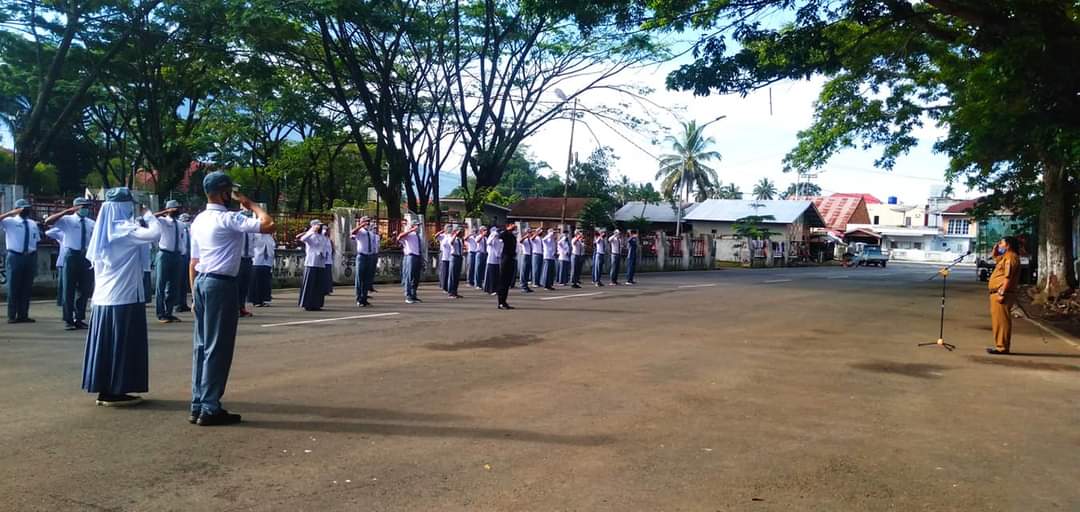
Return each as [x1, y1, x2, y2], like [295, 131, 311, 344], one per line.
[966, 355, 1080, 372]
[140, 399, 469, 422]
[850, 360, 952, 379]
[241, 420, 613, 446]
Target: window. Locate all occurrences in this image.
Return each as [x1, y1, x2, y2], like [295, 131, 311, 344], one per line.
[890, 242, 898, 249]
[873, 216, 880, 225]
[947, 219, 970, 235]
[914, 242, 923, 250]
[904, 217, 912, 227]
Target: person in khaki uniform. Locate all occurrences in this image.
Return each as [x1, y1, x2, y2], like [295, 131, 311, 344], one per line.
[987, 237, 1021, 355]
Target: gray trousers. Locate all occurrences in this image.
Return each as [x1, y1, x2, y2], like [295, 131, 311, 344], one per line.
[402, 254, 421, 299]
[355, 254, 374, 303]
[6, 250, 36, 320]
[62, 251, 93, 324]
[191, 273, 240, 416]
[155, 250, 182, 319]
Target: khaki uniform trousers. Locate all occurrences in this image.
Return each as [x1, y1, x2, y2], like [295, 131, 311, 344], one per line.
[989, 293, 1014, 352]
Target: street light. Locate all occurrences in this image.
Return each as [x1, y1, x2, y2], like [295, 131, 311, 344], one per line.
[555, 88, 578, 230]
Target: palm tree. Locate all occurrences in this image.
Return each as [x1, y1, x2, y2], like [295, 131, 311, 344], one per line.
[717, 183, 743, 199]
[753, 178, 777, 200]
[656, 120, 721, 237]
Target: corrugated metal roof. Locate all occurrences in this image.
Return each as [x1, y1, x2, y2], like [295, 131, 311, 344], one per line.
[812, 195, 867, 230]
[613, 201, 695, 222]
[684, 200, 825, 227]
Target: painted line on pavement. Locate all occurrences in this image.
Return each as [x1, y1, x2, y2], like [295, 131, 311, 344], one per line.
[261, 312, 400, 328]
[763, 279, 793, 284]
[1020, 316, 1080, 351]
[827, 276, 850, 280]
[539, 292, 603, 301]
[677, 283, 718, 289]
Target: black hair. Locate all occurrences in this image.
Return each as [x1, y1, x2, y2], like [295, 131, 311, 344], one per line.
[1002, 236, 1020, 253]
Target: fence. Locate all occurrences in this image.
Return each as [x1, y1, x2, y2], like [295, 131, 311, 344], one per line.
[667, 237, 683, 257]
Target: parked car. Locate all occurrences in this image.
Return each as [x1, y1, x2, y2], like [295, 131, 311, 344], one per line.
[856, 245, 888, 267]
[977, 254, 1033, 282]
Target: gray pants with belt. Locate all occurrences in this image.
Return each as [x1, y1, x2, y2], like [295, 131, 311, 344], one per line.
[191, 273, 240, 416]
[62, 250, 93, 324]
[401, 254, 421, 299]
[155, 250, 182, 319]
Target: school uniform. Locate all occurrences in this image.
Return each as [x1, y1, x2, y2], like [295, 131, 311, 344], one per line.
[473, 234, 488, 289]
[141, 243, 153, 305]
[81, 189, 161, 404]
[236, 229, 256, 310]
[400, 231, 422, 301]
[2, 214, 40, 322]
[496, 229, 517, 308]
[249, 233, 275, 306]
[55, 213, 96, 327]
[322, 234, 334, 295]
[189, 199, 264, 420]
[155, 215, 185, 320]
[352, 227, 377, 305]
[530, 238, 543, 286]
[448, 236, 463, 296]
[541, 233, 557, 289]
[484, 231, 502, 294]
[571, 237, 585, 286]
[592, 236, 607, 284]
[177, 219, 192, 311]
[299, 231, 327, 310]
[626, 236, 639, 284]
[557, 236, 571, 285]
[519, 236, 533, 291]
[438, 233, 452, 291]
[465, 235, 478, 287]
[608, 234, 624, 284]
[45, 227, 64, 307]
[368, 234, 380, 292]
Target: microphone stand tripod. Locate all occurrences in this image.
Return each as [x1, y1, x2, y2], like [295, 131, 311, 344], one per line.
[918, 252, 971, 351]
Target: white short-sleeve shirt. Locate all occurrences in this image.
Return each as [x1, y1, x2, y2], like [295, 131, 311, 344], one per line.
[158, 216, 184, 252]
[400, 232, 421, 256]
[54, 214, 96, 255]
[542, 234, 557, 259]
[353, 228, 378, 255]
[190, 204, 263, 277]
[1, 217, 40, 254]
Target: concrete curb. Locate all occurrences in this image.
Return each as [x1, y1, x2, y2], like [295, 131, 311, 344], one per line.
[1019, 315, 1080, 351]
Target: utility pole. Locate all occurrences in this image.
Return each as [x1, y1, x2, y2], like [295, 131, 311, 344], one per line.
[559, 97, 578, 229]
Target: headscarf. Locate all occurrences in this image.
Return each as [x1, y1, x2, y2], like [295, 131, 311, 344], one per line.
[85, 188, 139, 268]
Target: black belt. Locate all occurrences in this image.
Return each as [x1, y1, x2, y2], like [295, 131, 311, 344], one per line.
[200, 272, 236, 281]
[160, 249, 178, 255]
[6, 250, 36, 255]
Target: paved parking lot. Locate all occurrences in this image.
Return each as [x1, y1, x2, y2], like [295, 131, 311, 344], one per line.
[2, 263, 1078, 511]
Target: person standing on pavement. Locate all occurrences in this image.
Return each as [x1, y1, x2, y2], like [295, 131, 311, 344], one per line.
[398, 220, 423, 304]
[46, 198, 96, 331]
[986, 236, 1022, 355]
[436, 226, 452, 292]
[465, 228, 478, 288]
[484, 226, 502, 295]
[496, 223, 518, 310]
[570, 230, 585, 288]
[556, 230, 571, 286]
[1, 199, 40, 323]
[236, 207, 256, 318]
[367, 223, 380, 294]
[321, 224, 335, 296]
[608, 229, 624, 286]
[140, 232, 153, 305]
[530, 230, 544, 289]
[177, 213, 193, 312]
[473, 227, 488, 289]
[350, 216, 377, 307]
[249, 232, 275, 307]
[541, 228, 557, 290]
[154, 200, 185, 324]
[81, 187, 161, 407]
[447, 226, 464, 299]
[592, 230, 607, 287]
[46, 226, 65, 307]
[519, 228, 534, 293]
[298, 220, 327, 311]
[625, 230, 639, 285]
[188, 172, 274, 426]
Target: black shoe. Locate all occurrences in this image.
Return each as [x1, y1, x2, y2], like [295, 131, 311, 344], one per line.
[197, 410, 242, 426]
[369, 288, 378, 293]
[65, 323, 78, 331]
[412, 298, 423, 303]
[23, 318, 36, 323]
[188, 413, 200, 424]
[571, 284, 581, 289]
[360, 301, 371, 307]
[985, 348, 1010, 355]
[304, 307, 322, 311]
[168, 316, 182, 322]
[96, 394, 144, 407]
[6, 319, 16, 324]
[75, 320, 89, 329]
[498, 303, 515, 310]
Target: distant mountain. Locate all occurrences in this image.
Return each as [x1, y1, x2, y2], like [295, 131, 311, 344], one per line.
[438, 170, 461, 198]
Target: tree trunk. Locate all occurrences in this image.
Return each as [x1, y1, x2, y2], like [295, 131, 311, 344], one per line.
[1036, 161, 1072, 299]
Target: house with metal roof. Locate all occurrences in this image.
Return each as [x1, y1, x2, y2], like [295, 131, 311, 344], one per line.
[613, 201, 697, 234]
[684, 199, 826, 239]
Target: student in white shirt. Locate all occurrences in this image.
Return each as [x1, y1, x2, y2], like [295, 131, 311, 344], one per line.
[436, 227, 452, 292]
[188, 172, 273, 426]
[465, 228, 478, 288]
[608, 229, 624, 285]
[556, 230, 571, 286]
[46, 226, 65, 307]
[472, 227, 488, 289]
[530, 232, 544, 288]
[397, 220, 423, 303]
[320, 224, 334, 296]
[154, 200, 185, 323]
[177, 213, 193, 312]
[237, 208, 258, 318]
[80, 187, 161, 407]
[350, 216, 377, 307]
[570, 230, 585, 288]
[541, 228, 558, 290]
[249, 232, 275, 307]
[45, 197, 96, 330]
[447, 226, 465, 299]
[592, 231, 607, 286]
[519, 228, 534, 293]
[298, 220, 328, 311]
[0, 199, 41, 323]
[483, 226, 502, 294]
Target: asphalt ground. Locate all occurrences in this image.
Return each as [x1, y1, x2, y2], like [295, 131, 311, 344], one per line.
[1, 263, 1078, 511]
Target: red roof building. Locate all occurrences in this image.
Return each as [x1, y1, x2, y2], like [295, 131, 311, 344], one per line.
[831, 193, 882, 204]
[812, 194, 872, 231]
[942, 198, 980, 214]
[508, 197, 591, 229]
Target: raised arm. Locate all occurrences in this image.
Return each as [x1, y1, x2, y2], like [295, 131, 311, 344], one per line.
[236, 192, 274, 234]
[44, 206, 79, 226]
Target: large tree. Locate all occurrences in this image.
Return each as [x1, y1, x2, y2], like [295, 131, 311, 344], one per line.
[651, 0, 1080, 297]
[656, 119, 721, 236]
